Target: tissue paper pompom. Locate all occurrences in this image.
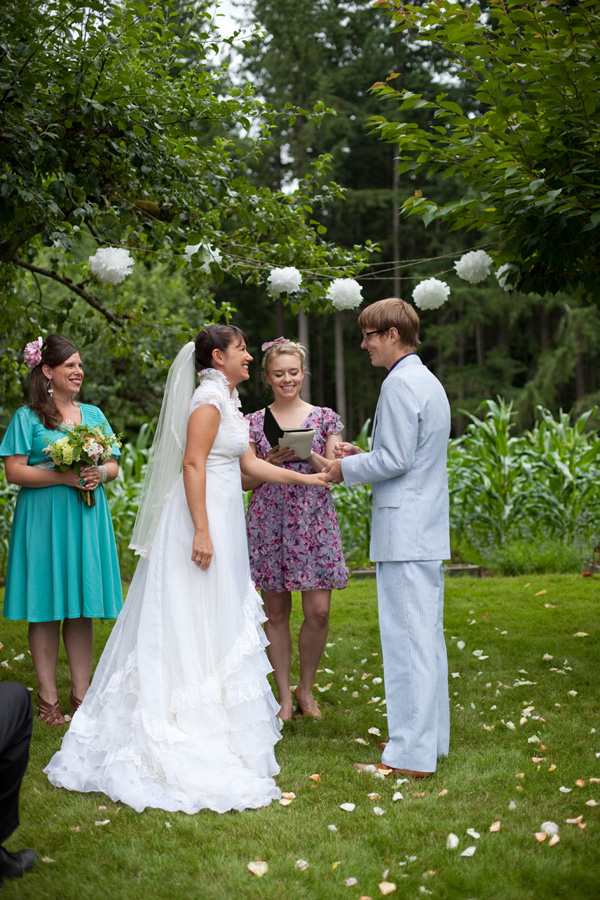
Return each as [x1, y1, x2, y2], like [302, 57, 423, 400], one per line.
[267, 266, 302, 297]
[326, 278, 363, 310]
[412, 277, 450, 310]
[454, 249, 493, 284]
[89, 248, 134, 285]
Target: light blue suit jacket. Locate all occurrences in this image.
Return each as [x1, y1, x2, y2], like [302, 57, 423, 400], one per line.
[341, 354, 451, 562]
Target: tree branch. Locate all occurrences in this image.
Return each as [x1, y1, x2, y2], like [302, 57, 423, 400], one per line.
[12, 257, 128, 327]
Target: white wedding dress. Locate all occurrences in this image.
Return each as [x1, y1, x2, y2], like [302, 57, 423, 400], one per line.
[44, 369, 282, 813]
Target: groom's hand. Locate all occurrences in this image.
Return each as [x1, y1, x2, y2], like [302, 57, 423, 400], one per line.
[322, 459, 344, 484]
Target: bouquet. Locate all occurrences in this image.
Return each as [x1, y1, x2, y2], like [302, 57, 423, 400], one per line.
[44, 424, 122, 507]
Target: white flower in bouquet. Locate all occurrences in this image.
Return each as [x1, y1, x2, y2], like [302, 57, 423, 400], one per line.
[496, 263, 520, 292]
[454, 249, 493, 284]
[89, 248, 134, 285]
[267, 266, 302, 297]
[412, 277, 450, 310]
[327, 278, 363, 310]
[83, 439, 104, 462]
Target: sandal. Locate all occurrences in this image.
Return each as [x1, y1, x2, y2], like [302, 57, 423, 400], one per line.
[294, 687, 322, 719]
[69, 691, 84, 716]
[37, 694, 66, 727]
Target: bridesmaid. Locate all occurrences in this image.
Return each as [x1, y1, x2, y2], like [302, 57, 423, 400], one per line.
[0, 335, 122, 725]
[243, 338, 348, 721]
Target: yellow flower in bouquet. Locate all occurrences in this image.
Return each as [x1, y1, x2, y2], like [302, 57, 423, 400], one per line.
[44, 424, 121, 507]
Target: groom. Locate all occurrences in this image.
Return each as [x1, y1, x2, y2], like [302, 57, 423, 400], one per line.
[324, 297, 451, 777]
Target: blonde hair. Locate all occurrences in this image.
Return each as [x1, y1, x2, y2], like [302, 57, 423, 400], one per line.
[262, 339, 307, 376]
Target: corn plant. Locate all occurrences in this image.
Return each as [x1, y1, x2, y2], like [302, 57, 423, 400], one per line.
[449, 400, 600, 565]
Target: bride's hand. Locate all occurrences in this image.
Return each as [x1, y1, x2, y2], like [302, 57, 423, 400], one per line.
[191, 533, 213, 570]
[301, 472, 331, 490]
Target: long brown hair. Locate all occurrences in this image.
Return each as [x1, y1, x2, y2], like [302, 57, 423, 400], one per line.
[28, 335, 79, 429]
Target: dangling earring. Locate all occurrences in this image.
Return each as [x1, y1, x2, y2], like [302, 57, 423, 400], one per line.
[47, 378, 53, 395]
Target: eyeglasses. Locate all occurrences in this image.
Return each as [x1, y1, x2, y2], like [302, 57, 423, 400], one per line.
[361, 328, 388, 340]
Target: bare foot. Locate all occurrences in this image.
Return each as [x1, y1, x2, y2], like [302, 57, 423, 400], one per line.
[294, 686, 322, 719]
[277, 694, 294, 722]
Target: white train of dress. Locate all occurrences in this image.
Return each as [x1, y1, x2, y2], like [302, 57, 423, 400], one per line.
[44, 370, 281, 813]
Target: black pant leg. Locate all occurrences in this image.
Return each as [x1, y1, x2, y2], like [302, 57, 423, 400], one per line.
[0, 682, 33, 845]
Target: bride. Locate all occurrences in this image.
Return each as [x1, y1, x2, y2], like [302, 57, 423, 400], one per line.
[44, 325, 330, 814]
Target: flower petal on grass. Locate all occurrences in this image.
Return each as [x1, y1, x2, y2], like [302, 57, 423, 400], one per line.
[446, 833, 459, 850]
[355, 738, 369, 745]
[328, 824, 338, 832]
[535, 833, 547, 842]
[541, 822, 559, 835]
[466, 829, 480, 839]
[309, 773, 321, 782]
[340, 803, 356, 812]
[456, 641, 465, 650]
[549, 834, 560, 846]
[41, 857, 56, 864]
[585, 799, 598, 806]
[438, 788, 449, 797]
[392, 792, 404, 802]
[295, 859, 309, 870]
[490, 821, 501, 832]
[566, 815, 584, 825]
[373, 807, 385, 816]
[346, 877, 358, 886]
[368, 727, 381, 737]
[247, 860, 268, 877]
[573, 632, 589, 637]
[559, 786, 572, 793]
[378, 881, 397, 895]
[368, 793, 382, 801]
[460, 846, 476, 857]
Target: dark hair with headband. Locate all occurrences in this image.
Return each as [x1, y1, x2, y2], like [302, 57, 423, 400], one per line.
[194, 324, 248, 372]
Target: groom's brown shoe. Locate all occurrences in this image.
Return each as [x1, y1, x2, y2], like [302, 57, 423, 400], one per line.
[353, 762, 433, 779]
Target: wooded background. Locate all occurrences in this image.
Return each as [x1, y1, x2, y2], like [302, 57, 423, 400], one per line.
[1, 0, 599, 440]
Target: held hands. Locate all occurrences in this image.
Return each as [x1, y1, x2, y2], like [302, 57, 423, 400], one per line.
[301, 472, 331, 490]
[333, 441, 364, 459]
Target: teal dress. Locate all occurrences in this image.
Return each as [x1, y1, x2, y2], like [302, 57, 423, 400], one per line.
[0, 405, 123, 622]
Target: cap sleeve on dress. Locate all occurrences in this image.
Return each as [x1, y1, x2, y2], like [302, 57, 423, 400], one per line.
[321, 407, 344, 437]
[245, 411, 264, 444]
[0, 407, 35, 458]
[189, 370, 229, 417]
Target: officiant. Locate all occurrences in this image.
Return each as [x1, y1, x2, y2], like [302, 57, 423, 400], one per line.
[242, 338, 348, 721]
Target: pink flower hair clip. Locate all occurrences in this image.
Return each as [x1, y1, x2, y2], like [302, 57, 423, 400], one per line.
[24, 337, 43, 369]
[261, 336, 288, 352]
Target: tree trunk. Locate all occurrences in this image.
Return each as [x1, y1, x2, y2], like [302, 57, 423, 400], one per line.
[334, 313, 347, 430]
[393, 146, 400, 298]
[298, 309, 311, 402]
[475, 321, 485, 366]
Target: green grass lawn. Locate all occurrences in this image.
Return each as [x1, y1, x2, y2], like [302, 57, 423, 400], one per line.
[1, 573, 599, 900]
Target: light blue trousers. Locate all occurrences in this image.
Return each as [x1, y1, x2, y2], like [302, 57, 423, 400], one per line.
[377, 560, 450, 772]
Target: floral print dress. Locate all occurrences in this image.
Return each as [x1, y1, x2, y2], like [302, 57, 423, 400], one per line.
[246, 407, 348, 592]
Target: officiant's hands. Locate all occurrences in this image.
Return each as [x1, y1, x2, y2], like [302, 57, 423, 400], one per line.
[267, 445, 294, 466]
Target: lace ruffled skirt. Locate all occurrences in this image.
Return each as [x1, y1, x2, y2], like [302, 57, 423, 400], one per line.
[45, 463, 281, 814]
